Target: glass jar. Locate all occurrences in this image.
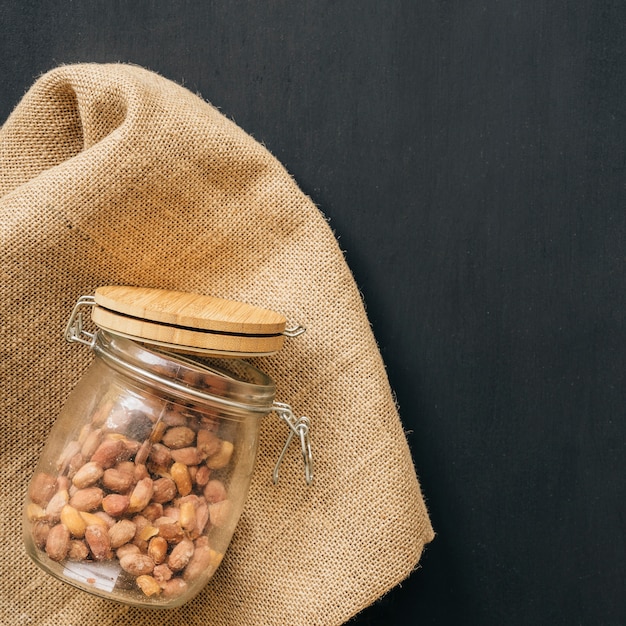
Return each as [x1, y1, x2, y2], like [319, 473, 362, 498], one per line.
[23, 288, 312, 608]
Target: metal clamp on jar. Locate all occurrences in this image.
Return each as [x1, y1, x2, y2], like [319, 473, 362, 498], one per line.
[23, 286, 312, 608]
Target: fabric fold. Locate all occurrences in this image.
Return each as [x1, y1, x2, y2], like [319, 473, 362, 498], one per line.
[0, 63, 433, 626]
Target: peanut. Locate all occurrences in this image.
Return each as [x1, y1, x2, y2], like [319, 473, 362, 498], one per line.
[152, 563, 173, 583]
[109, 519, 137, 549]
[123, 438, 141, 457]
[155, 518, 184, 544]
[133, 463, 149, 481]
[148, 442, 172, 467]
[80, 428, 102, 459]
[45, 523, 70, 561]
[119, 553, 155, 576]
[183, 544, 213, 581]
[148, 536, 168, 564]
[56, 441, 81, 475]
[194, 464, 211, 487]
[102, 494, 130, 517]
[170, 447, 202, 466]
[210, 549, 224, 569]
[26, 503, 46, 522]
[79, 511, 109, 529]
[206, 440, 234, 469]
[170, 462, 192, 496]
[116, 543, 141, 560]
[91, 439, 126, 469]
[69, 487, 103, 512]
[77, 423, 92, 446]
[85, 524, 111, 560]
[147, 459, 170, 480]
[67, 539, 89, 561]
[168, 538, 194, 572]
[149, 420, 168, 443]
[67, 453, 86, 479]
[131, 514, 151, 551]
[72, 462, 104, 489]
[137, 524, 159, 542]
[60, 505, 86, 538]
[134, 439, 152, 465]
[95, 510, 116, 528]
[163, 409, 188, 427]
[203, 479, 227, 503]
[162, 506, 180, 522]
[32, 521, 51, 549]
[141, 502, 163, 522]
[45, 489, 69, 522]
[128, 477, 154, 513]
[193, 502, 210, 539]
[28, 473, 57, 508]
[208, 500, 232, 528]
[116, 460, 136, 474]
[151, 477, 177, 504]
[179, 500, 197, 533]
[162, 426, 195, 449]
[161, 577, 188, 599]
[102, 467, 134, 493]
[136, 574, 161, 597]
[91, 400, 115, 427]
[196, 429, 221, 458]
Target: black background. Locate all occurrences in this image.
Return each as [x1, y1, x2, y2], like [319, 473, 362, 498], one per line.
[2, 1, 626, 624]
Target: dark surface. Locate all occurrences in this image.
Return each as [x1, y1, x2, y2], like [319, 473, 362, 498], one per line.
[2, 1, 626, 624]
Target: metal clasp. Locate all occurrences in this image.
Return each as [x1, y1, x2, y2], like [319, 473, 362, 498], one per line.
[282, 324, 306, 338]
[64, 295, 96, 347]
[272, 401, 313, 486]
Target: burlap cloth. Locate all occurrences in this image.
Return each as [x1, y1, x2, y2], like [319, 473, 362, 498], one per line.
[0, 64, 433, 625]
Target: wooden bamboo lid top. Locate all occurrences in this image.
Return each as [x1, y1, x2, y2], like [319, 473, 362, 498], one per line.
[91, 286, 288, 356]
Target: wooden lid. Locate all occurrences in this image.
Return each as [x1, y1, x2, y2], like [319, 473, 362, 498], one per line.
[91, 286, 287, 356]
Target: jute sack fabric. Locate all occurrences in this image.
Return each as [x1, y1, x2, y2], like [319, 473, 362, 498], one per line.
[0, 63, 433, 625]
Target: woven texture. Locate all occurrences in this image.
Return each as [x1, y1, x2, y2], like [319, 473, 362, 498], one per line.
[0, 64, 433, 625]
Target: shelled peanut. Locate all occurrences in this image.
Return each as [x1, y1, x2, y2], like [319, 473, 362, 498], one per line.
[27, 404, 231, 599]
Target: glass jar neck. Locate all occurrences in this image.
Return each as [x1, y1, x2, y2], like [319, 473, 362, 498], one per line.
[92, 330, 276, 417]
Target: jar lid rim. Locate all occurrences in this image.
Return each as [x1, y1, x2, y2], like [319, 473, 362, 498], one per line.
[92, 286, 287, 356]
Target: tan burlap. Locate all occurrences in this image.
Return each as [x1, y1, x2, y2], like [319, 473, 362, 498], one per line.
[0, 63, 433, 625]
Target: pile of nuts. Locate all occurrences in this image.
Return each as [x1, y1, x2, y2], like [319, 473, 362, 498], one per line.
[26, 396, 234, 600]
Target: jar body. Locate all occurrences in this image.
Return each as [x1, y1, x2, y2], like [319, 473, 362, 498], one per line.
[23, 331, 274, 608]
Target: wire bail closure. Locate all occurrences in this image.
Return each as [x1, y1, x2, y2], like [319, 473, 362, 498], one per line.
[272, 402, 314, 486]
[65, 295, 97, 347]
[282, 324, 306, 338]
